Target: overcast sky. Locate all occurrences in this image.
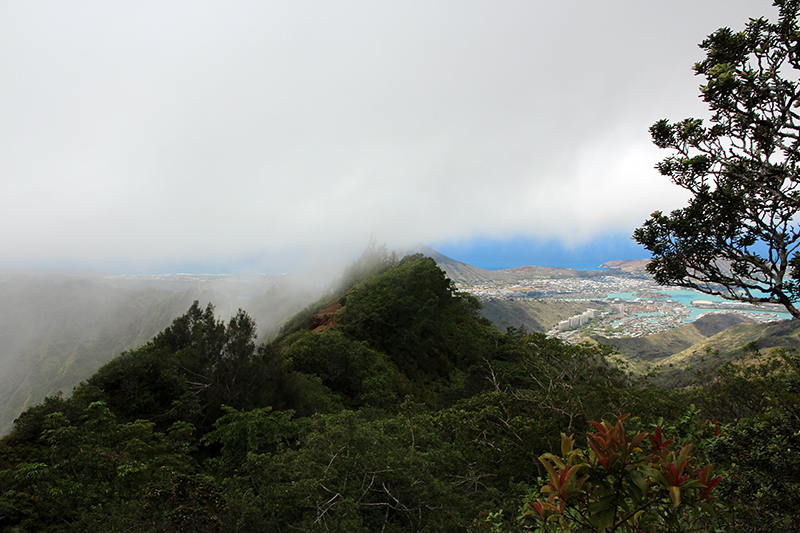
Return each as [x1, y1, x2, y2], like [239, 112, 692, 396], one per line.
[0, 1, 777, 274]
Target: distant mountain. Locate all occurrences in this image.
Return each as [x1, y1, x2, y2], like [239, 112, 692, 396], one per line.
[495, 264, 616, 279]
[598, 259, 650, 274]
[395, 243, 515, 283]
[397, 243, 642, 284]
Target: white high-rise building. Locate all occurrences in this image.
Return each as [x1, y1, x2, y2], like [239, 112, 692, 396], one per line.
[558, 308, 598, 331]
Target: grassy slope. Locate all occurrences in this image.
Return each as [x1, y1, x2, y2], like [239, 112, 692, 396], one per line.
[653, 318, 800, 387]
[484, 298, 800, 388]
[480, 299, 606, 333]
[591, 313, 755, 370]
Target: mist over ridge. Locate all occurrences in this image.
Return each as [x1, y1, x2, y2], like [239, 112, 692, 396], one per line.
[0, 1, 774, 275]
[0, 241, 641, 435]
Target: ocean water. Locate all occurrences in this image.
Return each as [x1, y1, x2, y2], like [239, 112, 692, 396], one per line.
[604, 289, 792, 322]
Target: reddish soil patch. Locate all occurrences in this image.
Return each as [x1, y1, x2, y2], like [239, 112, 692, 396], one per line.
[310, 299, 343, 333]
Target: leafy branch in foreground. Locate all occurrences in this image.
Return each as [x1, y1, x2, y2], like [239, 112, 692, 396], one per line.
[521, 415, 721, 532]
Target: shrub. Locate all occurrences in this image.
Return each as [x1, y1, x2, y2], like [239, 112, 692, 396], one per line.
[521, 415, 721, 532]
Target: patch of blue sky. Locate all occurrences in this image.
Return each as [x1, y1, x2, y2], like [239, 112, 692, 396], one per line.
[431, 233, 648, 271]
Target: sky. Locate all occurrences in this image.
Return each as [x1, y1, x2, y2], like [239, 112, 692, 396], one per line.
[0, 1, 778, 274]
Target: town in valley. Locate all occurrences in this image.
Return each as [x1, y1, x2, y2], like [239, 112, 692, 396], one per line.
[455, 273, 789, 342]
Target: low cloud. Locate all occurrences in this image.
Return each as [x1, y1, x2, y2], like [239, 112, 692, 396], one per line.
[0, 0, 772, 273]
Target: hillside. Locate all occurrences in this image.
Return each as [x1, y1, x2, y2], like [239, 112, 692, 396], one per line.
[591, 313, 756, 371]
[481, 298, 608, 333]
[653, 317, 800, 387]
[598, 258, 650, 274]
[0, 277, 201, 434]
[495, 264, 618, 279]
[1, 253, 797, 531]
[395, 243, 516, 283]
[590, 313, 800, 387]
[397, 243, 642, 285]
[0, 271, 328, 435]
[0, 243, 759, 436]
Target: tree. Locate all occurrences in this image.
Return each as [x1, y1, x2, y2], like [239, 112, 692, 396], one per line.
[281, 330, 402, 409]
[633, 0, 800, 319]
[152, 302, 264, 428]
[341, 255, 495, 390]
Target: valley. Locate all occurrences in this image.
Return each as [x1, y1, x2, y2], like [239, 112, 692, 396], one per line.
[427, 250, 799, 387]
[429, 250, 790, 340]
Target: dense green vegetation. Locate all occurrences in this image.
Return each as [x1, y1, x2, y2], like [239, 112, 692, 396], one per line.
[0, 276, 206, 435]
[6, 1, 799, 527]
[0, 269, 329, 436]
[0, 253, 795, 531]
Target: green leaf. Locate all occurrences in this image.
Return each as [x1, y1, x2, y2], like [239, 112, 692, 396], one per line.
[629, 469, 649, 497]
[669, 485, 681, 508]
[587, 493, 615, 513]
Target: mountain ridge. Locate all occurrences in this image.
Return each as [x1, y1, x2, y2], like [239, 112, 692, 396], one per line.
[0, 243, 775, 438]
[397, 243, 645, 283]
